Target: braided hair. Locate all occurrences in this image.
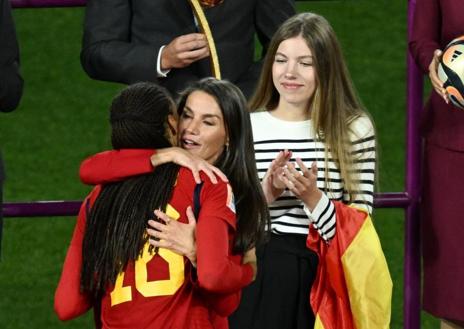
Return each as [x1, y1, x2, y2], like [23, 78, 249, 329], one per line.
[80, 82, 179, 298]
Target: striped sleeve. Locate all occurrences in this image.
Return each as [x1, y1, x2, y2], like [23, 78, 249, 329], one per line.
[345, 116, 376, 214]
[304, 116, 376, 242]
[303, 193, 336, 241]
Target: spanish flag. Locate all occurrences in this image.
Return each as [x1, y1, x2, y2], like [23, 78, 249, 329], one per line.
[307, 202, 392, 329]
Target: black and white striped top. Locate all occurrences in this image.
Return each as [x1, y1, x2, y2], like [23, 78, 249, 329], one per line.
[251, 111, 376, 241]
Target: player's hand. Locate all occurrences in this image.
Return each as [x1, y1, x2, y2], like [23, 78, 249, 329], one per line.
[161, 33, 210, 70]
[242, 247, 257, 281]
[148, 207, 197, 266]
[428, 49, 449, 104]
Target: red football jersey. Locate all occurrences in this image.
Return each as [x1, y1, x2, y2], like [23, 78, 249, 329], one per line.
[55, 166, 253, 329]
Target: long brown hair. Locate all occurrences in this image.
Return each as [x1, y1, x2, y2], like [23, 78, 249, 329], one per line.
[250, 12, 375, 200]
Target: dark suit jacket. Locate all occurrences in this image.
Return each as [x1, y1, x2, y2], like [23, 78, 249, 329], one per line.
[1, 0, 23, 182]
[409, 0, 464, 151]
[80, 0, 295, 98]
[0, 0, 22, 115]
[0, 0, 23, 255]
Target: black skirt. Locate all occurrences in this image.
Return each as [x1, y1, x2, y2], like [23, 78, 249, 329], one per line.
[229, 233, 318, 329]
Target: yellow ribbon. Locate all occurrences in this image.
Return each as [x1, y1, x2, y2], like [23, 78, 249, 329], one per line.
[188, 0, 221, 79]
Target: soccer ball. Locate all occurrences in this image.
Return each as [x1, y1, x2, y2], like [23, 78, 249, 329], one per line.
[437, 35, 464, 109]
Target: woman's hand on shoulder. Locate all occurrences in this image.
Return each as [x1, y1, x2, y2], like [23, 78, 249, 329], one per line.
[150, 147, 227, 184]
[428, 49, 449, 104]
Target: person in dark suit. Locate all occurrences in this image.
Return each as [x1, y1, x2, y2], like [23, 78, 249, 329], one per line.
[409, 0, 464, 328]
[80, 0, 295, 98]
[0, 0, 24, 255]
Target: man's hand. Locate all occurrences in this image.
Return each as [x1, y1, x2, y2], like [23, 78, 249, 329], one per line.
[161, 33, 210, 70]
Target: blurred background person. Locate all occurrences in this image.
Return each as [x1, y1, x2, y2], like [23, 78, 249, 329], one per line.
[0, 0, 24, 256]
[410, 0, 464, 328]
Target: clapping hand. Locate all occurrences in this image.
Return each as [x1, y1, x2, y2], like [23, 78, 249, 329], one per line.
[261, 150, 292, 203]
[280, 158, 322, 211]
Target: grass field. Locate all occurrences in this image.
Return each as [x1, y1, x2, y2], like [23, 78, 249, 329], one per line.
[0, 1, 438, 328]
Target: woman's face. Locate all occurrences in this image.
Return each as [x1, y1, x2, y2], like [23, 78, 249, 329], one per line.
[178, 90, 228, 164]
[272, 35, 317, 109]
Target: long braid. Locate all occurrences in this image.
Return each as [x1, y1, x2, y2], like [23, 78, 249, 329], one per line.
[81, 163, 179, 297]
[80, 82, 179, 298]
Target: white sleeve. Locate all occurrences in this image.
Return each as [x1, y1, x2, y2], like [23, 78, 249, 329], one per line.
[156, 46, 171, 78]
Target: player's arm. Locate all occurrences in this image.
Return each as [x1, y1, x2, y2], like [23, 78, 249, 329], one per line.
[54, 187, 101, 320]
[80, 148, 226, 185]
[79, 149, 155, 185]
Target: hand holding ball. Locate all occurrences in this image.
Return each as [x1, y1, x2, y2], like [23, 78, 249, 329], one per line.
[437, 36, 464, 109]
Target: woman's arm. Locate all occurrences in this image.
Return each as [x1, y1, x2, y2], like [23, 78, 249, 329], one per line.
[80, 148, 226, 185]
[200, 247, 256, 317]
[409, 0, 447, 102]
[80, 149, 155, 185]
[262, 150, 336, 241]
[196, 182, 254, 294]
[344, 116, 376, 214]
[409, 0, 441, 73]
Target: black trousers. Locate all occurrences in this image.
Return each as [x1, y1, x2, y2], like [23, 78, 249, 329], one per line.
[229, 233, 318, 329]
